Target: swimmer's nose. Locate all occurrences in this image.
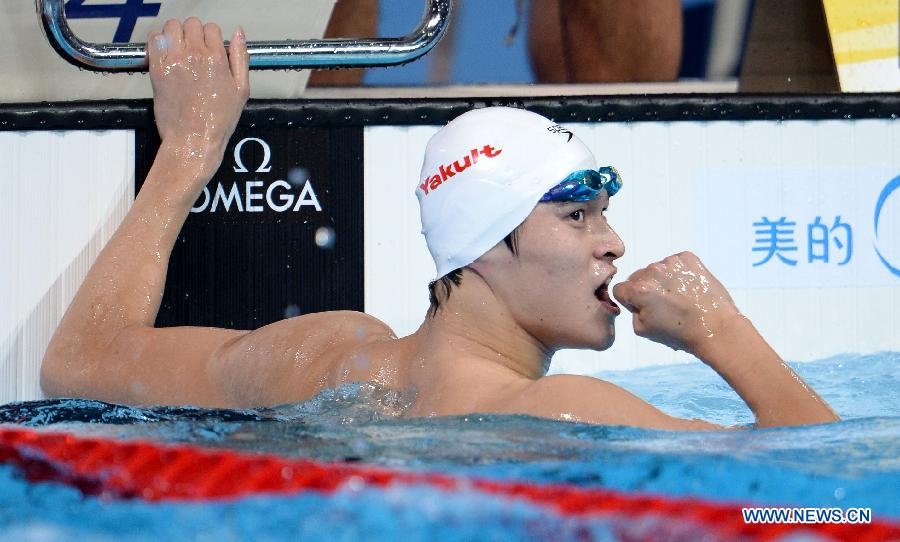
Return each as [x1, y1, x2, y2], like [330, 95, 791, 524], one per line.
[594, 225, 625, 261]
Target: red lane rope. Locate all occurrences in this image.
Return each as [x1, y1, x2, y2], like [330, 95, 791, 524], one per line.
[1, 427, 897, 541]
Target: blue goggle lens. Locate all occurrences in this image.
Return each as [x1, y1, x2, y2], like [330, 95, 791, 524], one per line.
[539, 166, 622, 202]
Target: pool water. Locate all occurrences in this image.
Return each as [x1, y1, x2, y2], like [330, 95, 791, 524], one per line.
[1, 352, 898, 541]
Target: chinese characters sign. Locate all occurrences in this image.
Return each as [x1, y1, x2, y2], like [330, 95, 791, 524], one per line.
[752, 216, 852, 266]
[695, 167, 899, 288]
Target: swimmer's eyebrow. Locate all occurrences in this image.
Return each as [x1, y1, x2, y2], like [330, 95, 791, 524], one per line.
[551, 191, 611, 210]
[554, 197, 608, 210]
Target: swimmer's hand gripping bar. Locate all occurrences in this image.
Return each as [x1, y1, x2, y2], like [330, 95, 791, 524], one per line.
[36, 0, 452, 72]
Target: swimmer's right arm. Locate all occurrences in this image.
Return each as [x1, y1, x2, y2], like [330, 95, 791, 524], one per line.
[40, 19, 251, 406]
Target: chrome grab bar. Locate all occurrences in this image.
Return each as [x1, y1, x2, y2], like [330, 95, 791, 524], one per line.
[35, 0, 452, 72]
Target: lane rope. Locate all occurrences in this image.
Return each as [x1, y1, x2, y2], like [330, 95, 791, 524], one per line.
[1, 426, 896, 541]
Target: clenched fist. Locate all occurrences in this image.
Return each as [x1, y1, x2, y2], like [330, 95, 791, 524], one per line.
[612, 251, 741, 354]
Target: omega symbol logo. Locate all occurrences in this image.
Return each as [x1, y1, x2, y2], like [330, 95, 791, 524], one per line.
[191, 135, 322, 214]
[233, 137, 272, 173]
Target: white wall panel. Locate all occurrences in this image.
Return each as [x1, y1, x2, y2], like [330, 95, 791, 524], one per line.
[0, 131, 134, 404]
[364, 120, 900, 373]
[364, 126, 437, 337]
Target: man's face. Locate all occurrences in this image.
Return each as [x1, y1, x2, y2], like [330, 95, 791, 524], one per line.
[475, 191, 625, 351]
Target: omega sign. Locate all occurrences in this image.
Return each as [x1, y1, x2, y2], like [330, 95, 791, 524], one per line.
[191, 137, 322, 214]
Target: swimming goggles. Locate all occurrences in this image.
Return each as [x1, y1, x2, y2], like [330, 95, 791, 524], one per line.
[539, 166, 622, 202]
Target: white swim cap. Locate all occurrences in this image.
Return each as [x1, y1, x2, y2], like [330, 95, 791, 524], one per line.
[417, 107, 597, 278]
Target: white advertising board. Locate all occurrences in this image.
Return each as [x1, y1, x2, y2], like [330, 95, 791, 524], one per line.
[0, 130, 134, 404]
[364, 120, 900, 373]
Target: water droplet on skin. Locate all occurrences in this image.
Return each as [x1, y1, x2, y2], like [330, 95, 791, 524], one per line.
[284, 304, 301, 318]
[353, 354, 369, 369]
[315, 227, 336, 249]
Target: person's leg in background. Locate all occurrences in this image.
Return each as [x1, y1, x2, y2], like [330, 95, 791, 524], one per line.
[307, 0, 378, 87]
[528, 0, 683, 83]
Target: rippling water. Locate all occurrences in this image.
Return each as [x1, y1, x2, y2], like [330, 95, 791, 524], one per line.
[1, 352, 898, 541]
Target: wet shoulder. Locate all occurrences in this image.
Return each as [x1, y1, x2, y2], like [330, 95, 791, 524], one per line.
[312, 312, 409, 391]
[518, 375, 677, 426]
[327, 310, 397, 344]
[222, 311, 398, 406]
[281, 310, 396, 347]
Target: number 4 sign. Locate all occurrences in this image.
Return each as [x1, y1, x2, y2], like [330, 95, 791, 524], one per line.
[64, 0, 162, 43]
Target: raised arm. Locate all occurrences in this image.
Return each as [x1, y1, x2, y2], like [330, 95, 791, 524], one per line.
[41, 19, 250, 406]
[612, 251, 839, 428]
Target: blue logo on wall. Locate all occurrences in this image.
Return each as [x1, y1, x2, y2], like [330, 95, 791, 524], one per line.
[65, 0, 161, 44]
[874, 174, 900, 277]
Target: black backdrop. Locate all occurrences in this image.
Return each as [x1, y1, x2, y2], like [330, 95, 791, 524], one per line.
[135, 126, 364, 330]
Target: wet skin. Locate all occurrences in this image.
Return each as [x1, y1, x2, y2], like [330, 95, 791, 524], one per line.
[41, 19, 839, 430]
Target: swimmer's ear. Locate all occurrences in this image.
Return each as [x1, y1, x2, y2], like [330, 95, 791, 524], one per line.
[228, 27, 249, 94]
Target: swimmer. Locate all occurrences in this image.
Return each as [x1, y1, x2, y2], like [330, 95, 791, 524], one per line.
[40, 19, 839, 430]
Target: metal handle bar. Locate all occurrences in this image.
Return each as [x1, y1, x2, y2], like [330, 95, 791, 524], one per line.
[36, 0, 452, 72]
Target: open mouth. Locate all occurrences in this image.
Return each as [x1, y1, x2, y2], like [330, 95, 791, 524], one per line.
[594, 281, 620, 314]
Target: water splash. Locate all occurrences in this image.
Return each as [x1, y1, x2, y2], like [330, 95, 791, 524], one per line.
[284, 304, 301, 319]
[315, 227, 336, 249]
[287, 167, 309, 186]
